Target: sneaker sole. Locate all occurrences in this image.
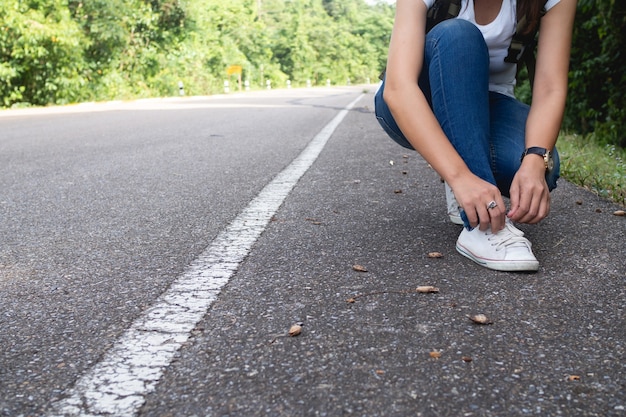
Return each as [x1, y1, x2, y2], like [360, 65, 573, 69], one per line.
[456, 243, 539, 272]
[449, 214, 464, 225]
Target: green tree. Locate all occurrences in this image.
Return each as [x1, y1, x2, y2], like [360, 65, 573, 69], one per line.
[1, 0, 395, 106]
[565, 0, 626, 147]
[0, 0, 87, 106]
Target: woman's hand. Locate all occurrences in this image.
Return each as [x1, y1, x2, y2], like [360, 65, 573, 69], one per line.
[450, 175, 506, 232]
[507, 155, 550, 224]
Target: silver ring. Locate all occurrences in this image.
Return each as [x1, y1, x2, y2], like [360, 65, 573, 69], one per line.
[487, 200, 498, 210]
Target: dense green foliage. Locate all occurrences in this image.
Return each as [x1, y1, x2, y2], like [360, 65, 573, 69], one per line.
[0, 0, 87, 106]
[0, 0, 623, 150]
[0, 0, 394, 106]
[565, 0, 625, 148]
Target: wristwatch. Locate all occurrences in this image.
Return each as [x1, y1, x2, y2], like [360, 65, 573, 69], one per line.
[521, 147, 554, 172]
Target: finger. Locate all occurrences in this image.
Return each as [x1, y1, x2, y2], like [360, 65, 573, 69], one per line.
[489, 196, 506, 231]
[509, 186, 533, 222]
[480, 198, 501, 231]
[507, 182, 521, 220]
[465, 207, 480, 229]
[542, 193, 551, 218]
[460, 205, 478, 230]
[520, 190, 550, 224]
[478, 204, 491, 231]
[521, 191, 546, 223]
[526, 191, 551, 224]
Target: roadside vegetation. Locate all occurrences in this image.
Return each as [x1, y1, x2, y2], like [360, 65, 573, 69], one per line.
[0, 0, 623, 204]
[558, 134, 625, 206]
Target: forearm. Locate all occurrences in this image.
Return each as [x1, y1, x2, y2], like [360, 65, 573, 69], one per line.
[383, 84, 472, 186]
[382, 0, 474, 187]
[508, 86, 567, 222]
[525, 0, 575, 153]
[525, 88, 567, 152]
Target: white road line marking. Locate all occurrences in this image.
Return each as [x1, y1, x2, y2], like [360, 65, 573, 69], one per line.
[48, 94, 364, 417]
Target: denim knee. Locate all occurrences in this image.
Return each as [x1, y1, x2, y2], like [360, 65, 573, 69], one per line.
[374, 80, 415, 150]
[426, 19, 487, 57]
[374, 19, 488, 154]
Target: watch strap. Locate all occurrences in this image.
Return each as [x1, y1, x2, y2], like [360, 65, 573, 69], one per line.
[521, 146, 548, 160]
[521, 147, 550, 170]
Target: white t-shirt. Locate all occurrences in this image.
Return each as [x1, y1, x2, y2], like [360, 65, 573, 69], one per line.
[421, 0, 561, 97]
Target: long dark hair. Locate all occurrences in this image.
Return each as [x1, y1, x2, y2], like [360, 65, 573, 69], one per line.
[517, 0, 547, 35]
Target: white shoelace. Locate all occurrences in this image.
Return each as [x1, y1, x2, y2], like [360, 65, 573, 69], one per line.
[487, 222, 530, 251]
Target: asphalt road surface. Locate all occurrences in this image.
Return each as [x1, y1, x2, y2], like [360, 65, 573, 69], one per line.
[0, 86, 624, 417]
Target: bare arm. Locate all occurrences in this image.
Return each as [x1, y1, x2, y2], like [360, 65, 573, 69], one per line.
[508, 0, 577, 223]
[383, 0, 507, 231]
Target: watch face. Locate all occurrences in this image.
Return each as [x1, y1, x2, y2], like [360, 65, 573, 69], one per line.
[546, 151, 554, 171]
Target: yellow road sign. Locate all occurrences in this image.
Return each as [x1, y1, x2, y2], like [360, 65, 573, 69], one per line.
[227, 65, 242, 75]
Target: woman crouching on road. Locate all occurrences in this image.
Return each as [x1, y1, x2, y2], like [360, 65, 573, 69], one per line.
[375, 0, 576, 272]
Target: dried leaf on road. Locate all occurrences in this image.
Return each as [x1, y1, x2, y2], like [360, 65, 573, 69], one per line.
[288, 324, 302, 337]
[347, 285, 441, 303]
[429, 351, 442, 359]
[428, 252, 444, 258]
[416, 286, 439, 293]
[394, 189, 403, 194]
[462, 356, 473, 363]
[352, 265, 368, 272]
[469, 314, 493, 325]
[613, 210, 625, 216]
[567, 375, 581, 381]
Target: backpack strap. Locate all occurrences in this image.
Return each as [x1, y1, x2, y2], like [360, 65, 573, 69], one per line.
[505, 2, 548, 88]
[504, 15, 534, 64]
[426, 0, 461, 32]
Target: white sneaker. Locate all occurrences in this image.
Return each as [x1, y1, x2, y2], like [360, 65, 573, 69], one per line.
[445, 182, 464, 225]
[456, 219, 539, 272]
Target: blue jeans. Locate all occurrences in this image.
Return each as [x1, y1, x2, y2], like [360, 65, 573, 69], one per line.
[375, 19, 559, 199]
